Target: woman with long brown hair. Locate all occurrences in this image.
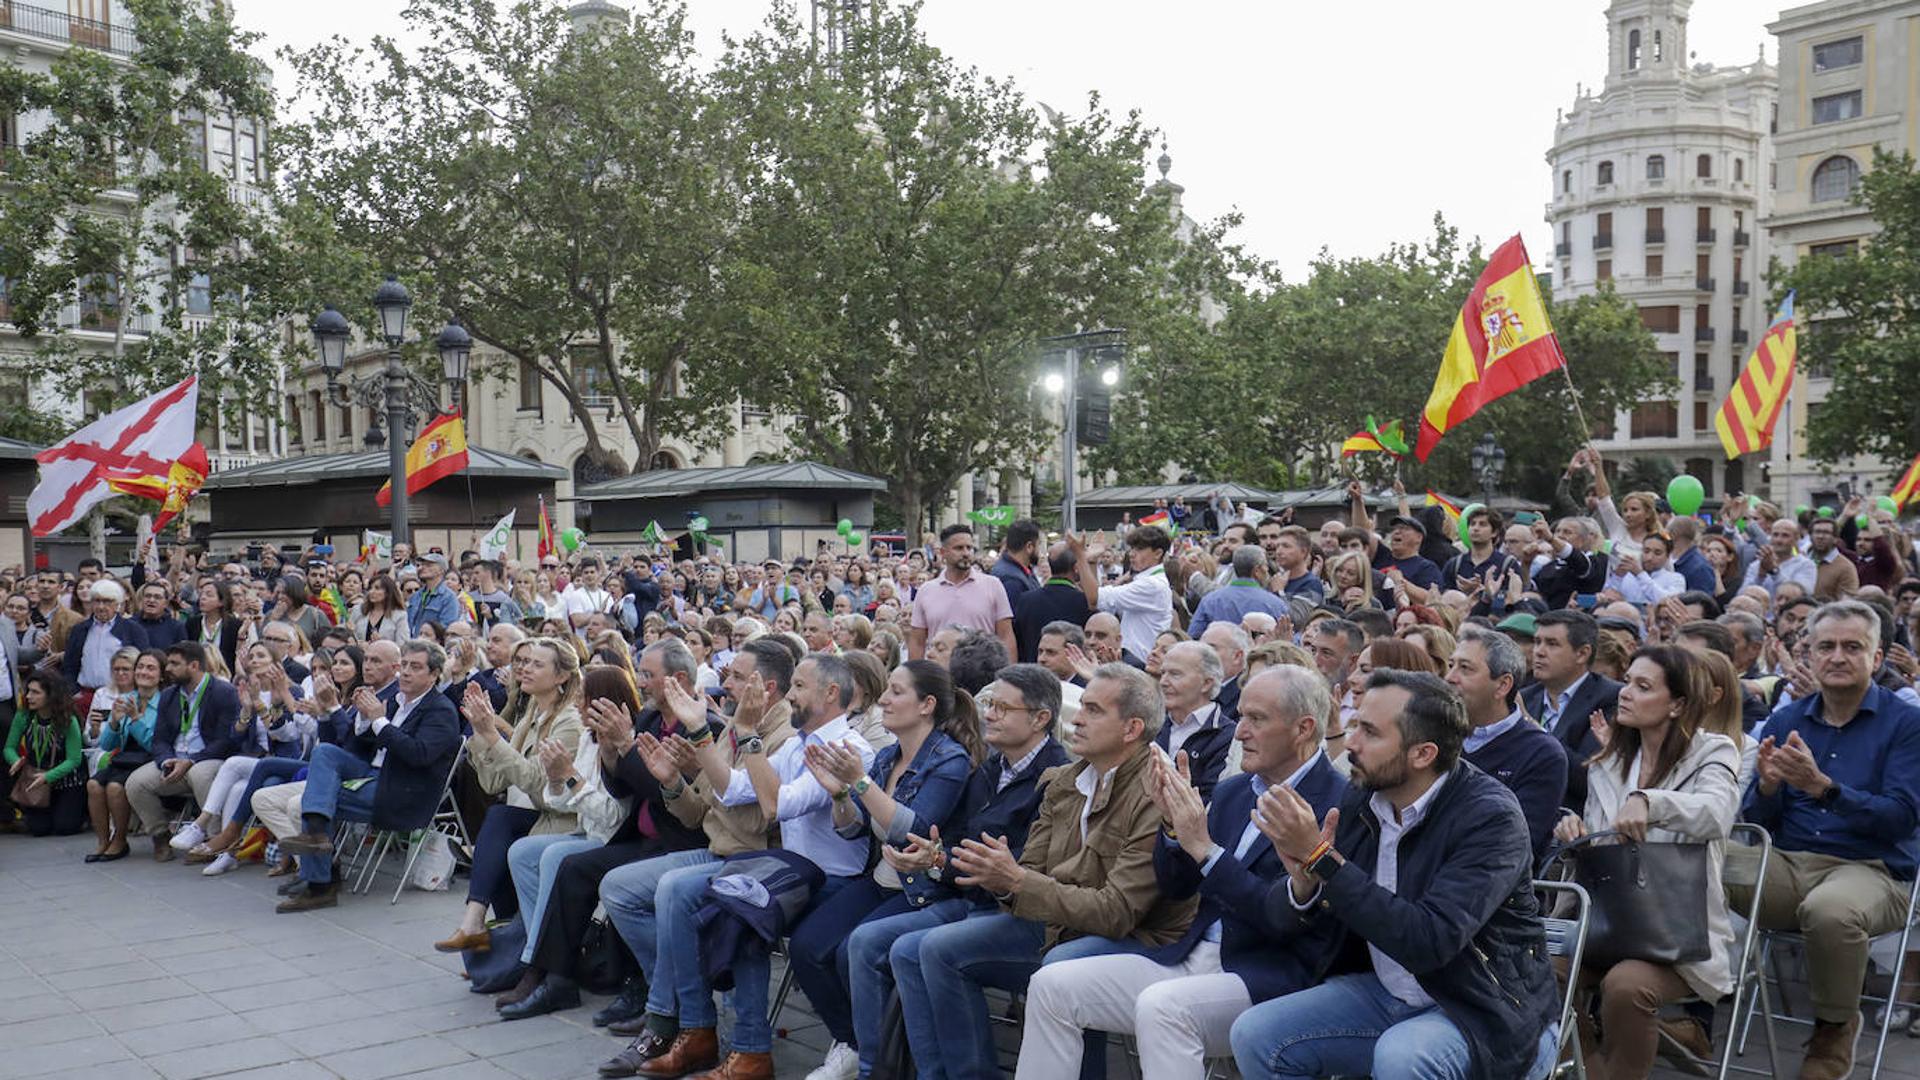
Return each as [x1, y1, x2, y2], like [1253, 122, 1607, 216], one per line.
[1553, 645, 1739, 1079]
[351, 573, 408, 644]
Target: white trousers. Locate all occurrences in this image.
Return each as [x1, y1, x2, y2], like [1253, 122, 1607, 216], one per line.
[251, 780, 308, 840]
[1014, 939, 1251, 1080]
[205, 757, 260, 825]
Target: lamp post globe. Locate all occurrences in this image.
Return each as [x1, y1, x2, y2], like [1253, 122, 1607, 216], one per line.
[371, 275, 412, 345]
[311, 306, 351, 374]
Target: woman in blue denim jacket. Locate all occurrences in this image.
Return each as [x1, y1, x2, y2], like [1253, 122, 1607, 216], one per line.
[786, 659, 984, 1079]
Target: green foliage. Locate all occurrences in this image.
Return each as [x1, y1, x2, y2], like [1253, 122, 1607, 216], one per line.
[0, 404, 70, 446]
[1773, 149, 1920, 486]
[1616, 455, 1678, 495]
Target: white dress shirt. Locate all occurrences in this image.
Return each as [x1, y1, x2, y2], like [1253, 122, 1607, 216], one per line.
[1198, 750, 1325, 942]
[1075, 763, 1120, 843]
[719, 713, 875, 877]
[1164, 702, 1221, 760]
[1097, 566, 1172, 662]
[356, 688, 423, 768]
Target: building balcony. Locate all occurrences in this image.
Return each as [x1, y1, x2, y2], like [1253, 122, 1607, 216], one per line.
[1555, 242, 1572, 257]
[1733, 230, 1751, 247]
[1697, 228, 1717, 244]
[1694, 376, 1715, 393]
[1593, 233, 1613, 250]
[1696, 277, 1716, 293]
[1645, 227, 1665, 244]
[1733, 328, 1751, 345]
[207, 452, 276, 473]
[0, 1, 136, 56]
[1695, 326, 1716, 342]
[1733, 280, 1750, 296]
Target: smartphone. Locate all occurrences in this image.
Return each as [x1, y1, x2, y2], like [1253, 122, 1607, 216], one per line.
[1514, 512, 1542, 525]
[1575, 593, 1599, 611]
[315, 544, 334, 556]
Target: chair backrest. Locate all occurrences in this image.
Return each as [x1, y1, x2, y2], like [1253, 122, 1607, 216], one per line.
[1535, 878, 1590, 1056]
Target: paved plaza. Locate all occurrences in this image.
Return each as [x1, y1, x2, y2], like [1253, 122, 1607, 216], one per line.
[4, 829, 1920, 1080]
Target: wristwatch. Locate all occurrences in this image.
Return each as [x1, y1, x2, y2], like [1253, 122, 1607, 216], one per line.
[739, 735, 766, 756]
[850, 777, 872, 798]
[564, 776, 580, 792]
[1308, 847, 1343, 882]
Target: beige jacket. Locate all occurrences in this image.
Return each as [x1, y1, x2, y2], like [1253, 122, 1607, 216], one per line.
[471, 700, 584, 836]
[663, 700, 797, 858]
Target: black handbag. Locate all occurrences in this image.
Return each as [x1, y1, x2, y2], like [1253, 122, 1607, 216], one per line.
[1546, 829, 1712, 968]
[577, 915, 637, 994]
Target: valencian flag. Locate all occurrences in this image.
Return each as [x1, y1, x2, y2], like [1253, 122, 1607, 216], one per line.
[1892, 452, 1920, 512]
[536, 495, 556, 561]
[1342, 417, 1409, 458]
[1714, 292, 1797, 459]
[375, 410, 469, 507]
[1415, 236, 1568, 462]
[104, 442, 210, 531]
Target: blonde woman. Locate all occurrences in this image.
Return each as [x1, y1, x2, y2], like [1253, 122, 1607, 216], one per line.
[1323, 550, 1376, 612]
[437, 637, 585, 953]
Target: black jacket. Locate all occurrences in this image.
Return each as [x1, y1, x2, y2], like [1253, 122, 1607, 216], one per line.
[358, 689, 462, 832]
[903, 737, 1069, 908]
[183, 614, 240, 673]
[1518, 673, 1622, 812]
[1158, 705, 1236, 803]
[151, 676, 246, 764]
[602, 706, 709, 850]
[1267, 760, 1556, 1080]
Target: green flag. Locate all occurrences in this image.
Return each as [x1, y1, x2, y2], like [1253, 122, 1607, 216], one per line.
[967, 505, 1016, 528]
[640, 520, 666, 544]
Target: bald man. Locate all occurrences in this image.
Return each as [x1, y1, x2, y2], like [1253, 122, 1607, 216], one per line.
[1086, 612, 1144, 669]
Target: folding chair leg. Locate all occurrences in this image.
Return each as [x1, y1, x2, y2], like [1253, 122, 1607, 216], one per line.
[1871, 938, 1915, 1079]
[392, 831, 431, 905]
[354, 832, 392, 895]
[1759, 973, 1782, 1080]
[770, 961, 795, 1028]
[1737, 936, 1772, 1055]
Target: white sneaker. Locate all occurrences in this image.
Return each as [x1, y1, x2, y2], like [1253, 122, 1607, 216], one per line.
[169, 822, 206, 852]
[805, 1043, 858, 1080]
[201, 852, 239, 876]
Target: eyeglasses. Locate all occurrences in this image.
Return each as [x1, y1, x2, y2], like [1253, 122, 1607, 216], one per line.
[984, 703, 1036, 719]
[262, 636, 293, 645]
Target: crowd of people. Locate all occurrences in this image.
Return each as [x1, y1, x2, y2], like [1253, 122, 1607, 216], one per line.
[5, 446, 1920, 1080]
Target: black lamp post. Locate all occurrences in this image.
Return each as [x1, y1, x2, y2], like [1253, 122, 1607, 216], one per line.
[315, 278, 472, 545]
[1469, 432, 1507, 505]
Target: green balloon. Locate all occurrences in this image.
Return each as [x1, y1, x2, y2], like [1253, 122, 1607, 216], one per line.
[1795, 504, 1811, 517]
[1455, 502, 1485, 548]
[1666, 474, 1705, 517]
[837, 518, 854, 536]
[559, 527, 585, 553]
[1857, 514, 1873, 529]
[1878, 496, 1899, 513]
[847, 529, 865, 546]
[1817, 506, 1836, 519]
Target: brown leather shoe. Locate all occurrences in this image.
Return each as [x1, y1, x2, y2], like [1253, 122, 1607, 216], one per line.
[1800, 1011, 1861, 1080]
[1656, 1016, 1713, 1075]
[598, 1030, 673, 1077]
[686, 1052, 773, 1080]
[274, 883, 339, 914]
[277, 832, 333, 857]
[152, 834, 176, 863]
[435, 928, 491, 953]
[637, 1027, 719, 1078]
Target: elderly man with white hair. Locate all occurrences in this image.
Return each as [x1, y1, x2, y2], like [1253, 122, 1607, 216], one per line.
[1156, 640, 1234, 801]
[1199, 622, 1251, 721]
[62, 578, 149, 698]
[1240, 611, 1279, 645]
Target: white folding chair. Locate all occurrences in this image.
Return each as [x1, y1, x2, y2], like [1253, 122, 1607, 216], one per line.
[1537, 878, 1591, 1080]
[1660, 822, 1780, 1079]
[346, 739, 469, 902]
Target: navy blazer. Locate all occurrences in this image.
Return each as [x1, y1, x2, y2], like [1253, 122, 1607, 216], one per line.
[322, 681, 399, 753]
[902, 737, 1069, 909]
[1519, 672, 1621, 812]
[1158, 705, 1236, 802]
[361, 688, 462, 832]
[1149, 752, 1347, 1003]
[62, 616, 151, 686]
[1215, 676, 1242, 722]
[150, 676, 245, 764]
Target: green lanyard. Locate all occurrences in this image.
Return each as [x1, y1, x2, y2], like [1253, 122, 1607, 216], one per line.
[179, 677, 210, 737]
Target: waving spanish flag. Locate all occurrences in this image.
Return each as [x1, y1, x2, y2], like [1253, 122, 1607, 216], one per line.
[1892, 452, 1920, 512]
[1415, 236, 1567, 461]
[375, 410, 469, 507]
[104, 442, 210, 531]
[1714, 292, 1796, 459]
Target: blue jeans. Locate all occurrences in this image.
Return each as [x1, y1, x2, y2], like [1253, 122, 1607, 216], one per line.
[233, 756, 305, 828]
[1228, 972, 1560, 1080]
[508, 832, 602, 965]
[892, 910, 1047, 1080]
[846, 897, 972, 1078]
[297, 743, 378, 885]
[787, 877, 904, 1047]
[599, 847, 719, 1006]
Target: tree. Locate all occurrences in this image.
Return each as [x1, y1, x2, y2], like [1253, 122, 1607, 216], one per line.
[1773, 149, 1920, 483]
[709, 1, 1233, 532]
[0, 0, 307, 426]
[278, 0, 745, 475]
[1089, 219, 1673, 503]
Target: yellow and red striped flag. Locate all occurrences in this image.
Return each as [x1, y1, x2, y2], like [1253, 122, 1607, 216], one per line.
[1714, 293, 1796, 459]
[1425, 490, 1464, 530]
[1892, 451, 1920, 512]
[1415, 236, 1567, 461]
[375, 410, 469, 507]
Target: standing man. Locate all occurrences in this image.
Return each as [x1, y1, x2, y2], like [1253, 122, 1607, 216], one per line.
[1744, 518, 1817, 599]
[1736, 601, 1920, 1080]
[1272, 526, 1326, 605]
[1439, 504, 1517, 599]
[562, 557, 617, 630]
[1189, 546, 1291, 641]
[1097, 525, 1174, 665]
[991, 519, 1044, 609]
[124, 642, 243, 858]
[466, 559, 523, 629]
[1519, 610, 1620, 812]
[407, 554, 463, 633]
[1229, 670, 1559, 1080]
[132, 582, 186, 650]
[63, 580, 149, 699]
[908, 524, 1017, 663]
[1808, 518, 1861, 601]
[1447, 626, 1568, 861]
[1667, 516, 1719, 596]
[1012, 540, 1097, 663]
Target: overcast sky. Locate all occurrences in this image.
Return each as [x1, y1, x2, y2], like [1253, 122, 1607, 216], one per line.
[232, 0, 1788, 281]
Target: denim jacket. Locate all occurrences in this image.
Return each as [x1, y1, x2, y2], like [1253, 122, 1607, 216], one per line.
[834, 728, 972, 849]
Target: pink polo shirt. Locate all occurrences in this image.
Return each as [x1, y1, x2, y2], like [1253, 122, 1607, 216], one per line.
[909, 567, 1013, 635]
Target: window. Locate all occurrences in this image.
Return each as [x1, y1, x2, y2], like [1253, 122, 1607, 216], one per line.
[1734, 210, 1744, 230]
[1560, 220, 1571, 246]
[517, 358, 543, 411]
[0, 112, 16, 158]
[285, 394, 303, 445]
[1813, 36, 1864, 73]
[1696, 154, 1712, 179]
[309, 389, 326, 441]
[1653, 30, 1663, 61]
[1596, 259, 1612, 282]
[180, 110, 206, 168]
[1598, 160, 1615, 185]
[0, 275, 11, 322]
[1811, 91, 1863, 125]
[1561, 169, 1571, 194]
[569, 347, 613, 406]
[1811, 155, 1861, 202]
[1646, 154, 1665, 180]
[1810, 239, 1859, 259]
[1693, 354, 1712, 387]
[1694, 401, 1710, 430]
[1695, 302, 1711, 326]
[1628, 29, 1642, 70]
[1630, 401, 1679, 438]
[78, 273, 118, 330]
[1646, 253, 1663, 277]
[210, 120, 233, 177]
[1646, 206, 1664, 241]
[237, 128, 257, 183]
[1734, 157, 1744, 182]
[1641, 305, 1680, 333]
[1696, 254, 1711, 280]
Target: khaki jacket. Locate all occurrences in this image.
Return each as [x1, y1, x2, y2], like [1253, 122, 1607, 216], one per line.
[1008, 742, 1197, 949]
[663, 700, 797, 858]
[471, 700, 584, 836]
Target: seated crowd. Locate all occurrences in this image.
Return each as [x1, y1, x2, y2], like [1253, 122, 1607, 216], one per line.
[5, 458, 1920, 1080]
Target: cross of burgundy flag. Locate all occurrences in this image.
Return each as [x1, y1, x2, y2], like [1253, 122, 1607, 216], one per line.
[29, 376, 199, 537]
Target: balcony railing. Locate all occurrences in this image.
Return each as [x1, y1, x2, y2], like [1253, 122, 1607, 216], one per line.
[0, 1, 137, 56]
[1733, 280, 1750, 296]
[1593, 233, 1613, 250]
[1645, 227, 1666, 244]
[1733, 328, 1751, 345]
[1695, 326, 1716, 342]
[1555, 242, 1572, 257]
[1694, 376, 1715, 393]
[1697, 228, 1717, 243]
[1696, 277, 1716, 292]
[1733, 230, 1751, 247]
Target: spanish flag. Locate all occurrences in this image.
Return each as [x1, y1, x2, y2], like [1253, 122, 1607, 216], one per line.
[1415, 236, 1567, 461]
[375, 410, 469, 507]
[1892, 452, 1920, 512]
[105, 442, 210, 531]
[1714, 292, 1796, 459]
[1425, 490, 1463, 530]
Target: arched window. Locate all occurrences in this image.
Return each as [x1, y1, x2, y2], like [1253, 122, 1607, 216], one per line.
[1734, 157, 1745, 182]
[1646, 155, 1665, 180]
[1811, 155, 1861, 202]
[1598, 160, 1615, 185]
[1628, 29, 1642, 70]
[1696, 154, 1712, 178]
[649, 449, 682, 471]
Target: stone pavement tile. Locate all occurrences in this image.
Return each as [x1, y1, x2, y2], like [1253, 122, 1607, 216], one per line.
[183, 959, 324, 994]
[145, 1036, 305, 1080]
[319, 1034, 473, 1080]
[139, 932, 237, 960]
[206, 974, 315, 1012]
[492, 1033, 624, 1080]
[322, 958, 452, 995]
[277, 1012, 432, 1058]
[0, 1009, 108, 1050]
[385, 995, 518, 1036]
[8, 927, 118, 959]
[119, 1013, 264, 1057]
[393, 1063, 522, 1080]
[212, 1064, 340, 1080]
[77, 975, 199, 1010]
[239, 993, 391, 1034]
[284, 943, 404, 976]
[40, 1060, 164, 1080]
[101, 997, 233, 1035]
[45, 958, 169, 991]
[152, 945, 283, 977]
[439, 1013, 587, 1059]
[26, 942, 158, 977]
[0, 1033, 138, 1080]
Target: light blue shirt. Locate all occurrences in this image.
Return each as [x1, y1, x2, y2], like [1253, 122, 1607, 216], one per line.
[1199, 750, 1324, 941]
[1464, 707, 1527, 755]
[1539, 672, 1589, 730]
[80, 618, 124, 690]
[719, 713, 876, 877]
